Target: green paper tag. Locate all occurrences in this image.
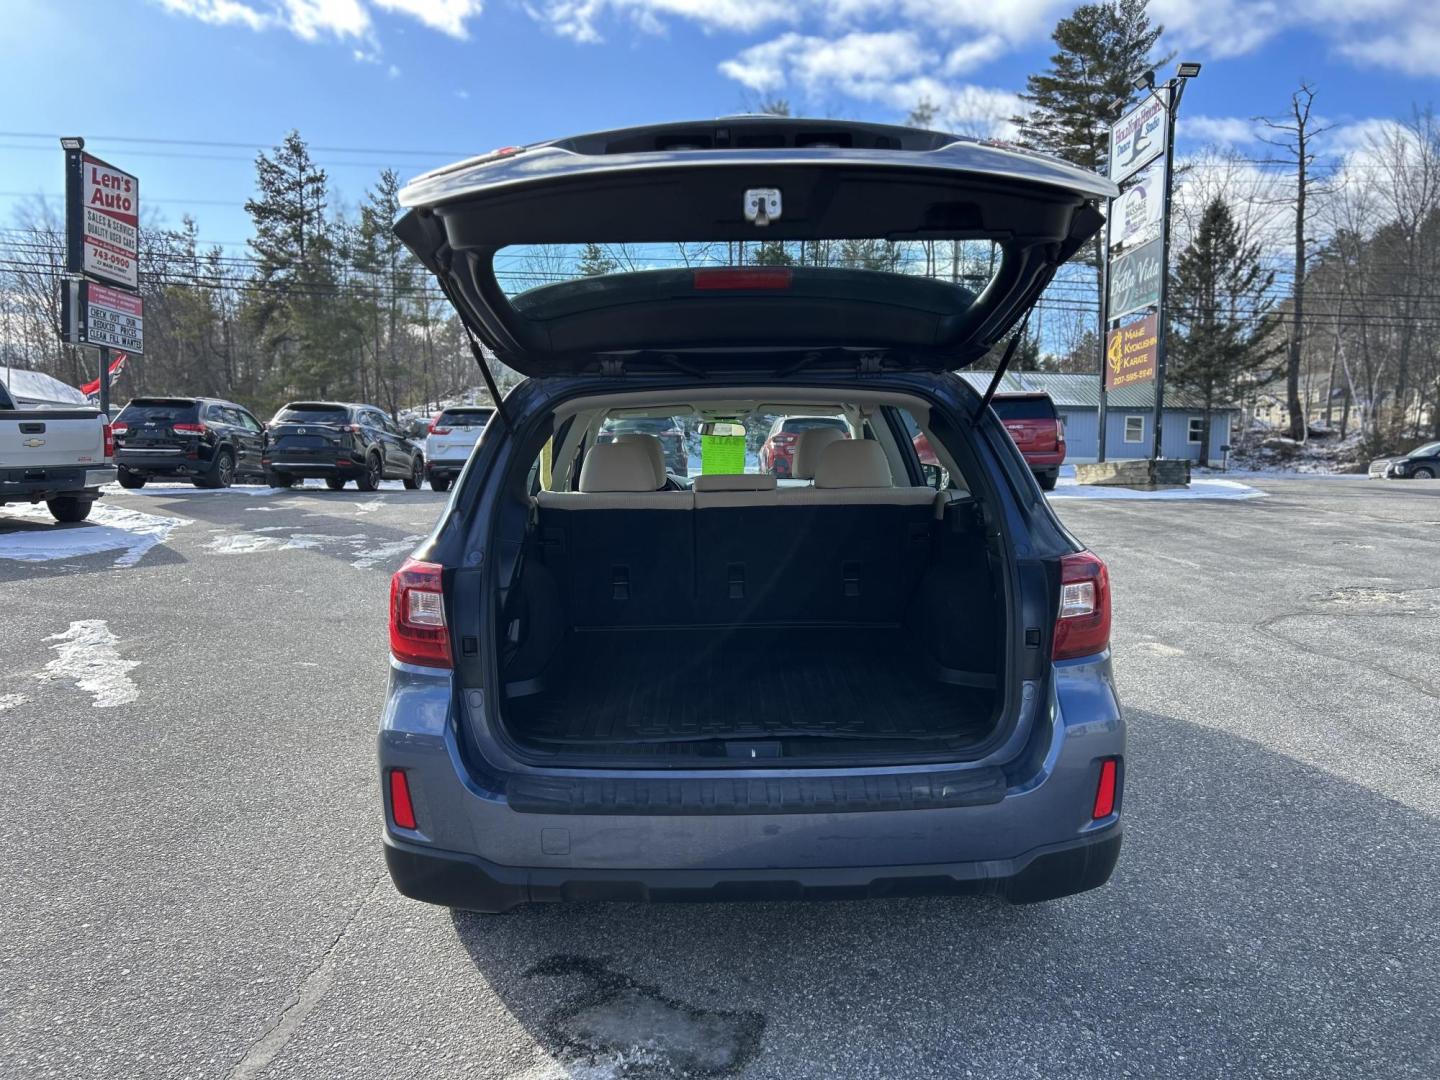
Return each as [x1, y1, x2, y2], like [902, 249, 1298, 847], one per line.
[700, 434, 746, 474]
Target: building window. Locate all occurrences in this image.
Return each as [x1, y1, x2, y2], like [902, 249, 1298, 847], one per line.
[1188, 416, 1204, 444]
[1124, 415, 1144, 443]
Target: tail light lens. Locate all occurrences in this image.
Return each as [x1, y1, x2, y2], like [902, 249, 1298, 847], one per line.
[110, 421, 129, 435]
[102, 422, 114, 458]
[428, 414, 450, 436]
[388, 768, 417, 830]
[389, 558, 451, 668]
[172, 422, 205, 435]
[1053, 550, 1111, 660]
[1093, 758, 1119, 818]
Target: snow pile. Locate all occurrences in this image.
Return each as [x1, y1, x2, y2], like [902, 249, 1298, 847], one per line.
[1049, 476, 1267, 501]
[0, 502, 189, 567]
[39, 620, 139, 708]
[1224, 419, 1369, 475]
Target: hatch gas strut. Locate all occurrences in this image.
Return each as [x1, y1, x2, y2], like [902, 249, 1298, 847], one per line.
[973, 315, 1031, 426]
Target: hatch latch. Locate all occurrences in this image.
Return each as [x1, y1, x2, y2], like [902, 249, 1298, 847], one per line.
[743, 188, 782, 227]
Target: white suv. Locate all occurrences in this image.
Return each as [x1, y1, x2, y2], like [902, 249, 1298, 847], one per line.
[423, 406, 493, 492]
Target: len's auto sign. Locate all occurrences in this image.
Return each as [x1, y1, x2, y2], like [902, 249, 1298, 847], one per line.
[65, 150, 139, 290]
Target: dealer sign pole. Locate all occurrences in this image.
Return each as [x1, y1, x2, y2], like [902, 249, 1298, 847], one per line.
[1148, 65, 1200, 473]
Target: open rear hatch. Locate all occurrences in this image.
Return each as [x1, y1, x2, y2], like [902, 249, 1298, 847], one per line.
[395, 117, 1115, 379]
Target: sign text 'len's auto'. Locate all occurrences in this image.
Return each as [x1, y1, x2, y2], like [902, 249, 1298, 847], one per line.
[65, 151, 140, 291]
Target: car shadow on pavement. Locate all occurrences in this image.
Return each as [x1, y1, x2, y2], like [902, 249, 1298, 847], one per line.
[448, 709, 1440, 1079]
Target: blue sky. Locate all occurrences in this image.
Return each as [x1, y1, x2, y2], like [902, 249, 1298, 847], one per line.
[4, 0, 1437, 252]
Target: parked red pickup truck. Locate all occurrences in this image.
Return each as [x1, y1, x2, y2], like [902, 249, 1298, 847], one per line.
[916, 391, 1066, 490]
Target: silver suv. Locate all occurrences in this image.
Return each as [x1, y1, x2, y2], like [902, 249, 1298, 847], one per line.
[379, 118, 1123, 912]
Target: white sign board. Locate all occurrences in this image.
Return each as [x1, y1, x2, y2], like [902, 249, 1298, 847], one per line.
[66, 151, 140, 290]
[1110, 92, 1168, 183]
[63, 281, 145, 354]
[1110, 159, 1165, 252]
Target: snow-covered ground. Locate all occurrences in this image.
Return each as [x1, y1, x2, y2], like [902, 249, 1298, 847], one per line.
[0, 501, 189, 566]
[1048, 475, 1267, 501]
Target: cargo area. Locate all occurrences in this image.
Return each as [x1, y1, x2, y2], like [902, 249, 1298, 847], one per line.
[493, 420, 1008, 766]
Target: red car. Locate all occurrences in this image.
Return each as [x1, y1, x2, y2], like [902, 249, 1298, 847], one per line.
[916, 392, 1066, 490]
[759, 415, 850, 476]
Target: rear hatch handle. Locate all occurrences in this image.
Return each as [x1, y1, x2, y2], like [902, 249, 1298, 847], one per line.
[973, 314, 1031, 425]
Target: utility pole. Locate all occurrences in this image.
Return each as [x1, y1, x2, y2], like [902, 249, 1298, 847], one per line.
[1148, 79, 1180, 468]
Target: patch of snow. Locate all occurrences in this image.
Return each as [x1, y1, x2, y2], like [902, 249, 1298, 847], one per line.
[206, 533, 285, 554]
[1049, 476, 1267, 501]
[351, 536, 425, 570]
[353, 500, 383, 513]
[104, 481, 287, 497]
[38, 620, 139, 708]
[0, 693, 29, 711]
[0, 502, 189, 567]
[1134, 641, 1186, 657]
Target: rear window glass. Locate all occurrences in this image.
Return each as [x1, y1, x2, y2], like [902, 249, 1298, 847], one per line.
[273, 405, 350, 424]
[991, 397, 1057, 421]
[494, 240, 1000, 301]
[436, 409, 493, 427]
[118, 400, 199, 423]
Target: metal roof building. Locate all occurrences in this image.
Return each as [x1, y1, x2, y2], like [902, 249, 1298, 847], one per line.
[960, 371, 1239, 463]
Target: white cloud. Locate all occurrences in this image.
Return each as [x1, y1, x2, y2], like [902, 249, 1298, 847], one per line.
[1338, 23, 1440, 77]
[372, 0, 483, 38]
[153, 0, 484, 47]
[1180, 115, 1264, 148]
[532, 0, 794, 44]
[155, 0, 272, 31]
[944, 33, 1006, 75]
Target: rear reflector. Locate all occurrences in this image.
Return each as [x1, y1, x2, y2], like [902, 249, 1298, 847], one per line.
[1093, 758, 1118, 818]
[1053, 550, 1111, 660]
[692, 267, 793, 291]
[388, 768, 417, 830]
[389, 557, 451, 668]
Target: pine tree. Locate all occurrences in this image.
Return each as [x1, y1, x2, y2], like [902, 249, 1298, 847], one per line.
[243, 130, 349, 401]
[357, 169, 419, 412]
[1168, 197, 1280, 465]
[1013, 0, 1169, 176]
[577, 242, 618, 277]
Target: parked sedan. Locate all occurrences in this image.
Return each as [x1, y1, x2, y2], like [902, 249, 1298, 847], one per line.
[113, 397, 267, 489]
[759, 415, 850, 477]
[1369, 441, 1440, 480]
[265, 402, 424, 491]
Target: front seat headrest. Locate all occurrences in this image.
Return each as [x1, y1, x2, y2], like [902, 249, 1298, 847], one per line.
[579, 440, 661, 492]
[791, 426, 846, 479]
[814, 439, 893, 489]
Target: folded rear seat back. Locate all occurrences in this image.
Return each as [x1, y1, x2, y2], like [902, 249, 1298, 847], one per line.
[534, 440, 694, 627]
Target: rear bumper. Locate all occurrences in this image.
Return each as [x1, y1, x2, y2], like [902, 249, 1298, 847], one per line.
[1023, 452, 1066, 470]
[1, 465, 114, 503]
[426, 459, 468, 480]
[266, 458, 365, 479]
[117, 449, 206, 477]
[384, 828, 1121, 912]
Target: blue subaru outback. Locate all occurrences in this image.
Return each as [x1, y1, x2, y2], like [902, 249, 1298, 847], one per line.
[379, 118, 1123, 912]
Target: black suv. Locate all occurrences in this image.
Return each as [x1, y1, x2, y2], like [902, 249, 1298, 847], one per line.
[265, 402, 424, 491]
[113, 397, 267, 488]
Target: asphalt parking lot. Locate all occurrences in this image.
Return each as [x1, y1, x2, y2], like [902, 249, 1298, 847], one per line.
[1, 475, 1437, 1079]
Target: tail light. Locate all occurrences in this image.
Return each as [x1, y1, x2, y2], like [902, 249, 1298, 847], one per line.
[389, 558, 451, 668]
[172, 422, 206, 435]
[428, 413, 451, 436]
[102, 422, 114, 458]
[388, 768, 417, 830]
[1093, 758, 1119, 818]
[1055, 419, 1067, 451]
[1053, 550, 1111, 660]
[110, 421, 129, 435]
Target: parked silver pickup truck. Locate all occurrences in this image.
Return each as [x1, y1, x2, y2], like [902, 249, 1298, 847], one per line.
[0, 379, 115, 522]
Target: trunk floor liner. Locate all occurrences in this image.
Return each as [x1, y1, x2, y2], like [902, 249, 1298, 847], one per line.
[507, 628, 995, 745]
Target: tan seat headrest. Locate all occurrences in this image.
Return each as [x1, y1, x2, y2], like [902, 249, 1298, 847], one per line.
[612, 433, 668, 488]
[814, 439, 893, 489]
[579, 440, 662, 492]
[791, 427, 846, 479]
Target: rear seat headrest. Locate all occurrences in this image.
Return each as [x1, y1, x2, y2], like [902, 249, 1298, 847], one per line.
[814, 439, 893, 489]
[792, 427, 846, 479]
[692, 473, 777, 492]
[579, 440, 662, 492]
[613, 433, 668, 488]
